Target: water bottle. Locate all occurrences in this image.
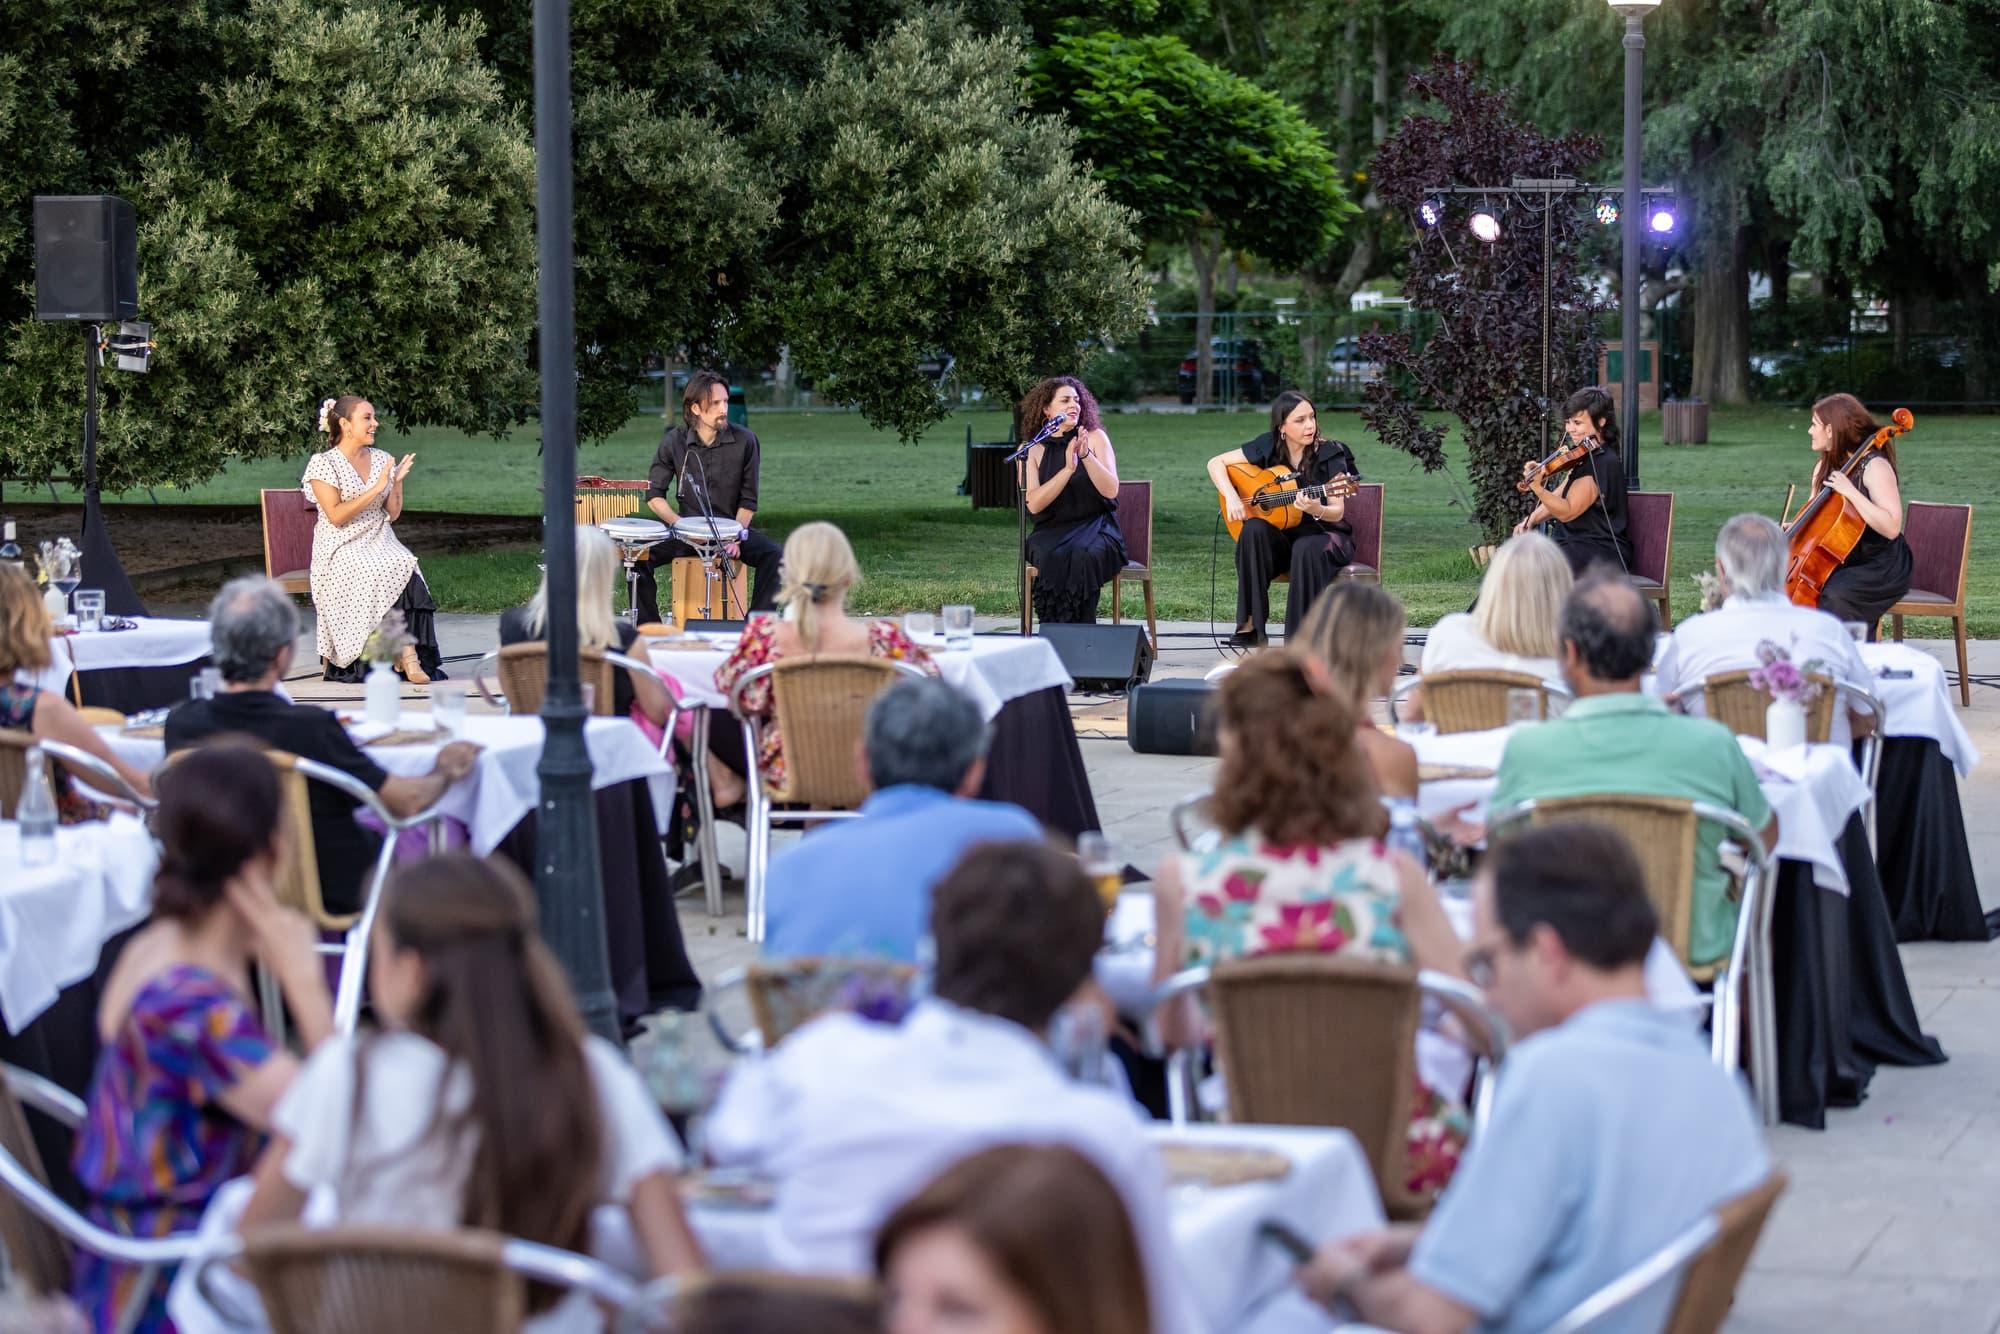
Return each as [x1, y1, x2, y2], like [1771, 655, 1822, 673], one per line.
[19, 747, 58, 869]
[1385, 798, 1428, 874]
[0, 519, 21, 572]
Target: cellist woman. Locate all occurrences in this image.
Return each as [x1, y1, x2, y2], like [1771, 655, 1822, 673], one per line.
[1801, 392, 1911, 632]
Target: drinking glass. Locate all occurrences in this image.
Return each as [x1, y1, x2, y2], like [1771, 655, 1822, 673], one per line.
[1505, 687, 1542, 726]
[1843, 621, 1869, 643]
[1078, 831, 1122, 915]
[1395, 719, 1438, 743]
[903, 611, 935, 641]
[580, 681, 597, 714]
[190, 667, 222, 701]
[942, 604, 975, 649]
[73, 589, 104, 632]
[432, 682, 468, 739]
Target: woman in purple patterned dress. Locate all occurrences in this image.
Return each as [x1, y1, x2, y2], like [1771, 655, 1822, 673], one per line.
[72, 746, 332, 1331]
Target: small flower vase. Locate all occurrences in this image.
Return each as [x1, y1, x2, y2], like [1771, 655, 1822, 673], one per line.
[364, 660, 401, 726]
[43, 587, 68, 629]
[1765, 696, 1806, 751]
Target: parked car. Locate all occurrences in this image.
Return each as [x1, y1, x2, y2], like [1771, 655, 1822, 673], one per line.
[1178, 338, 1270, 404]
[1323, 336, 1384, 385]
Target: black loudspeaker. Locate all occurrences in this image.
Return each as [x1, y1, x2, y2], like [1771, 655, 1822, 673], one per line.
[1127, 678, 1218, 756]
[1035, 623, 1153, 693]
[34, 195, 138, 322]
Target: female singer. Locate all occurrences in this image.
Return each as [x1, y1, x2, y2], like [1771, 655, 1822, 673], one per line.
[1514, 386, 1633, 576]
[302, 395, 443, 683]
[1019, 377, 1126, 624]
[1801, 391, 1910, 628]
[1205, 390, 1360, 647]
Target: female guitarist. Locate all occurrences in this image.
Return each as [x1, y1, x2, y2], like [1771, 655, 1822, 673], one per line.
[1795, 391, 1910, 629]
[1514, 386, 1634, 575]
[1205, 390, 1361, 647]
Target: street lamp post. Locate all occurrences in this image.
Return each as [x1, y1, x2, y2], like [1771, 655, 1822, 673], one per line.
[1611, 0, 1661, 489]
[532, 0, 618, 1042]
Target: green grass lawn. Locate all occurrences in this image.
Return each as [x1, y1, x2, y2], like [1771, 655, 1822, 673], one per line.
[82, 405, 1997, 635]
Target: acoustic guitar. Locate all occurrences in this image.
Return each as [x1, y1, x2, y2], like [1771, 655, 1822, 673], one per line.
[1220, 462, 1359, 542]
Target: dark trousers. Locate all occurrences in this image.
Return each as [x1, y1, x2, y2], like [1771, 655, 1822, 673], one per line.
[635, 526, 783, 623]
[1235, 518, 1351, 638]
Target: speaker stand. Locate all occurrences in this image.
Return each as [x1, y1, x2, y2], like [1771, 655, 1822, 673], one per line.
[77, 324, 145, 617]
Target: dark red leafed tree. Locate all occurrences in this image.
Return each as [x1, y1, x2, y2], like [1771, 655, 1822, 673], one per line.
[1361, 58, 1603, 543]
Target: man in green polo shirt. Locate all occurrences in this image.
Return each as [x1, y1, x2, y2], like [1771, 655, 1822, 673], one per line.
[1490, 574, 1778, 968]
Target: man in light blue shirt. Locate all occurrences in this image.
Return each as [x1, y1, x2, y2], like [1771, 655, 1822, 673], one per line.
[763, 677, 1042, 961]
[1297, 822, 1770, 1333]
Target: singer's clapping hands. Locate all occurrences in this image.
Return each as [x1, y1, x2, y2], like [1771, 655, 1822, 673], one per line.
[392, 453, 416, 484]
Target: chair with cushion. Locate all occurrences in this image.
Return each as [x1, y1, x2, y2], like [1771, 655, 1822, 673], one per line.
[725, 657, 929, 942]
[1487, 795, 1779, 1125]
[1887, 501, 1973, 706]
[1109, 480, 1159, 652]
[1154, 955, 1508, 1221]
[1335, 482, 1384, 586]
[1390, 669, 1573, 733]
[1546, 1172, 1787, 1334]
[1628, 490, 1676, 628]
[260, 489, 316, 597]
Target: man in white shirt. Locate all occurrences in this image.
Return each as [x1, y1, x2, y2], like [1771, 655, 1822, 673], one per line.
[705, 841, 1200, 1334]
[1654, 512, 1876, 745]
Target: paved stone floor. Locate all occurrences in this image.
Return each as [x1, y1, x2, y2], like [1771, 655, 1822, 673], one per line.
[266, 607, 2000, 1332]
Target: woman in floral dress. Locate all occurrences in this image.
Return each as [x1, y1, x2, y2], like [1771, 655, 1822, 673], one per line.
[302, 395, 443, 684]
[1150, 651, 1470, 1198]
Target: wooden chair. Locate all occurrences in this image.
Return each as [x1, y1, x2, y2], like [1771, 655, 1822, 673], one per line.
[210, 1223, 635, 1334]
[1155, 956, 1508, 1221]
[1699, 670, 1836, 743]
[1109, 480, 1159, 651]
[1336, 481, 1384, 585]
[1888, 501, 1973, 706]
[705, 958, 919, 1052]
[1547, 1173, 1788, 1334]
[260, 488, 316, 597]
[1390, 669, 1572, 733]
[725, 657, 929, 941]
[1628, 490, 1676, 627]
[1488, 796, 1779, 1125]
[0, 728, 153, 817]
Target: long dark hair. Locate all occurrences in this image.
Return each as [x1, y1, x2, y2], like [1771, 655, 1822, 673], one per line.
[1016, 376, 1102, 439]
[876, 1144, 1151, 1334]
[1561, 386, 1619, 449]
[681, 369, 729, 427]
[1812, 392, 1894, 478]
[151, 745, 283, 922]
[376, 854, 604, 1293]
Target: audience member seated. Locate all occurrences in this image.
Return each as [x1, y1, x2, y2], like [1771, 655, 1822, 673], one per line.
[764, 677, 1040, 961]
[1490, 574, 1778, 972]
[672, 1280, 879, 1334]
[1411, 532, 1572, 721]
[1295, 582, 1418, 799]
[713, 522, 934, 796]
[1654, 512, 1875, 745]
[238, 853, 704, 1318]
[1294, 823, 1770, 1333]
[1152, 651, 1467, 1197]
[166, 576, 479, 915]
[74, 747, 331, 1332]
[876, 1144, 1151, 1334]
[0, 564, 153, 817]
[705, 842, 1196, 1334]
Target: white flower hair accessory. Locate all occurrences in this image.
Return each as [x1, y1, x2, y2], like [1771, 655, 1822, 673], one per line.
[317, 397, 336, 434]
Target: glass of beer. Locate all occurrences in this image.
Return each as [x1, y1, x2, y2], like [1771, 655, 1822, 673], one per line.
[1078, 832, 1122, 915]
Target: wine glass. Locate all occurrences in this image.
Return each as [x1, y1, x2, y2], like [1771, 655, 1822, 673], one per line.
[47, 546, 79, 617]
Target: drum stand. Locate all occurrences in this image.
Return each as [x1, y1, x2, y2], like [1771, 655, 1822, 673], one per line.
[613, 541, 651, 622]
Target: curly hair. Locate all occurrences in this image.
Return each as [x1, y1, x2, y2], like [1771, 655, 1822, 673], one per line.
[1016, 376, 1102, 440]
[0, 565, 53, 672]
[1208, 650, 1386, 846]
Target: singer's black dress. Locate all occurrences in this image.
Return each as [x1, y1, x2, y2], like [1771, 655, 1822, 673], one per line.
[1026, 431, 1126, 624]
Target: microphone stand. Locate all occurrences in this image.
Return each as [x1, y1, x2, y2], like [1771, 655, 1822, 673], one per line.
[1006, 416, 1065, 636]
[687, 446, 740, 619]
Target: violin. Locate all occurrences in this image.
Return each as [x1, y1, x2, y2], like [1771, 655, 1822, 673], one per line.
[1517, 435, 1603, 492]
[1783, 407, 1914, 609]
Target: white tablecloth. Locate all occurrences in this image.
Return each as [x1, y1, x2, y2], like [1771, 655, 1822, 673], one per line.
[27, 618, 213, 699]
[645, 631, 1072, 721]
[688, 1122, 1381, 1334]
[1859, 642, 1980, 774]
[99, 713, 673, 856]
[0, 816, 158, 1033]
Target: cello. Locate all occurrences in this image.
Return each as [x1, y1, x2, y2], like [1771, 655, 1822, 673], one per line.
[1783, 407, 1914, 609]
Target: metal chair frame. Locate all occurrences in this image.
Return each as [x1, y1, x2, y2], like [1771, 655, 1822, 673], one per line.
[0, 730, 156, 815]
[1390, 671, 1574, 732]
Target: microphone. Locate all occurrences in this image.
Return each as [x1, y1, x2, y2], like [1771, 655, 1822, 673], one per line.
[1004, 412, 1073, 465]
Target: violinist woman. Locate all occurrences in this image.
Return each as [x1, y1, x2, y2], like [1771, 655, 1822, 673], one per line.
[1205, 391, 1361, 647]
[1020, 377, 1126, 624]
[1513, 386, 1634, 576]
[1800, 392, 1910, 629]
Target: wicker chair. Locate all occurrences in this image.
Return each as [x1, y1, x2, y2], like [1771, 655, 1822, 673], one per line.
[199, 1223, 635, 1334]
[1545, 1172, 1787, 1334]
[618, 1272, 879, 1333]
[0, 728, 154, 817]
[1154, 956, 1509, 1222]
[481, 643, 619, 717]
[705, 958, 920, 1052]
[1487, 796, 1779, 1125]
[1391, 669, 1572, 734]
[1699, 669, 1837, 743]
[725, 656, 930, 941]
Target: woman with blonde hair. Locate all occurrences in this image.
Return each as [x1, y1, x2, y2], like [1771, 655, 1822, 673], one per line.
[0, 565, 153, 816]
[714, 522, 934, 792]
[1408, 532, 1572, 719]
[500, 525, 678, 727]
[1294, 581, 1417, 799]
